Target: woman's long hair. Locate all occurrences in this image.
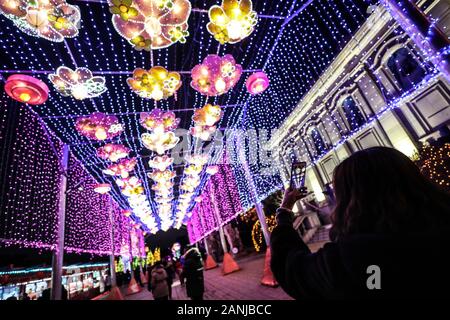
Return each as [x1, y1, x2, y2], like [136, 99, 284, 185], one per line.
[330, 147, 450, 240]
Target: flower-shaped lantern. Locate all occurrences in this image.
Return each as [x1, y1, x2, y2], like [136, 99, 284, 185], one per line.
[108, 0, 191, 51]
[97, 144, 130, 162]
[190, 125, 217, 141]
[206, 165, 219, 175]
[140, 109, 180, 132]
[141, 131, 179, 155]
[4, 74, 49, 105]
[246, 71, 269, 95]
[191, 54, 242, 96]
[76, 112, 123, 141]
[207, 0, 257, 44]
[128, 67, 181, 100]
[186, 154, 209, 166]
[49, 67, 107, 100]
[148, 155, 174, 171]
[93, 183, 111, 194]
[116, 176, 144, 197]
[103, 158, 137, 178]
[148, 169, 176, 182]
[184, 164, 203, 176]
[193, 104, 222, 126]
[0, 0, 81, 42]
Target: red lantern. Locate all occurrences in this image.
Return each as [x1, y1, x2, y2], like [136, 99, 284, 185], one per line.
[246, 72, 269, 95]
[4, 74, 49, 105]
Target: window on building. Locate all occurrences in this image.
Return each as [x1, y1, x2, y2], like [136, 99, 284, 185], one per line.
[342, 97, 366, 131]
[387, 48, 426, 91]
[310, 128, 327, 154]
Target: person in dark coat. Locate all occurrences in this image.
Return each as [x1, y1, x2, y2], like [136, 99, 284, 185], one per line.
[181, 245, 205, 300]
[271, 146, 450, 299]
[163, 257, 176, 299]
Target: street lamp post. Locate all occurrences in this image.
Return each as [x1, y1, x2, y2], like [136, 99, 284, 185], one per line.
[51, 144, 69, 300]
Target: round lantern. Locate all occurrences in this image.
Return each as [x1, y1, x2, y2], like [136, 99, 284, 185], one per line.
[246, 72, 269, 95]
[4, 74, 49, 105]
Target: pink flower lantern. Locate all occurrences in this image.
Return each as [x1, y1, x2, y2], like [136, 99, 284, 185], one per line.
[97, 143, 130, 162]
[103, 158, 137, 178]
[246, 72, 269, 95]
[190, 54, 242, 96]
[76, 112, 123, 141]
[93, 183, 111, 194]
[4, 74, 49, 105]
[190, 125, 216, 141]
[148, 155, 174, 171]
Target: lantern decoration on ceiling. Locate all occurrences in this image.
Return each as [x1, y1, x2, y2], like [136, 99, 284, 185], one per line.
[190, 54, 242, 96]
[116, 176, 145, 197]
[206, 165, 219, 175]
[190, 125, 217, 141]
[183, 164, 203, 176]
[97, 143, 130, 162]
[4, 74, 49, 105]
[123, 209, 132, 217]
[93, 183, 111, 194]
[190, 104, 223, 141]
[186, 154, 209, 167]
[75, 112, 123, 141]
[108, 0, 191, 50]
[246, 71, 269, 95]
[207, 0, 257, 44]
[0, 0, 81, 42]
[141, 131, 179, 155]
[49, 67, 107, 100]
[103, 158, 137, 178]
[148, 169, 176, 182]
[140, 109, 180, 132]
[148, 155, 174, 171]
[194, 195, 203, 203]
[140, 108, 180, 155]
[128, 67, 181, 100]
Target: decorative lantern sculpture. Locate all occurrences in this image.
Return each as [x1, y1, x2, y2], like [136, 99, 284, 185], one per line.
[246, 72, 269, 95]
[4, 74, 49, 105]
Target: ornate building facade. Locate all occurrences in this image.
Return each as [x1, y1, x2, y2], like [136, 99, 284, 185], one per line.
[268, 0, 450, 203]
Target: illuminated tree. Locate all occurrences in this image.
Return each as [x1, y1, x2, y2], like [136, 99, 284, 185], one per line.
[414, 142, 450, 192]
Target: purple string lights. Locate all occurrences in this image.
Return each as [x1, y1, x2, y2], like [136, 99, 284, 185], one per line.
[0, 94, 62, 251]
[187, 162, 243, 243]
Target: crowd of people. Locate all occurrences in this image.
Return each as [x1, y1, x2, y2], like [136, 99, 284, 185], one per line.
[146, 244, 207, 300]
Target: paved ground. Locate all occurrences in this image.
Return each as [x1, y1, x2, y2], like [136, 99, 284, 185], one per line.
[124, 242, 328, 300]
[124, 254, 293, 300]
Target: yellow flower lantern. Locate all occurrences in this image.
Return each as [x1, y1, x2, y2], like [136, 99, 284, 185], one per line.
[207, 0, 257, 44]
[127, 66, 181, 100]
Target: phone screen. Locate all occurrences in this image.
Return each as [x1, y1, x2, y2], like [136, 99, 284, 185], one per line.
[290, 162, 307, 190]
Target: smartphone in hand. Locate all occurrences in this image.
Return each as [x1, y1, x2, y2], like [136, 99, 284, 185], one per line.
[290, 161, 307, 191]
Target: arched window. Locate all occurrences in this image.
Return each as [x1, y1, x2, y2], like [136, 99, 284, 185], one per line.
[387, 48, 426, 91]
[310, 128, 327, 154]
[342, 97, 365, 130]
